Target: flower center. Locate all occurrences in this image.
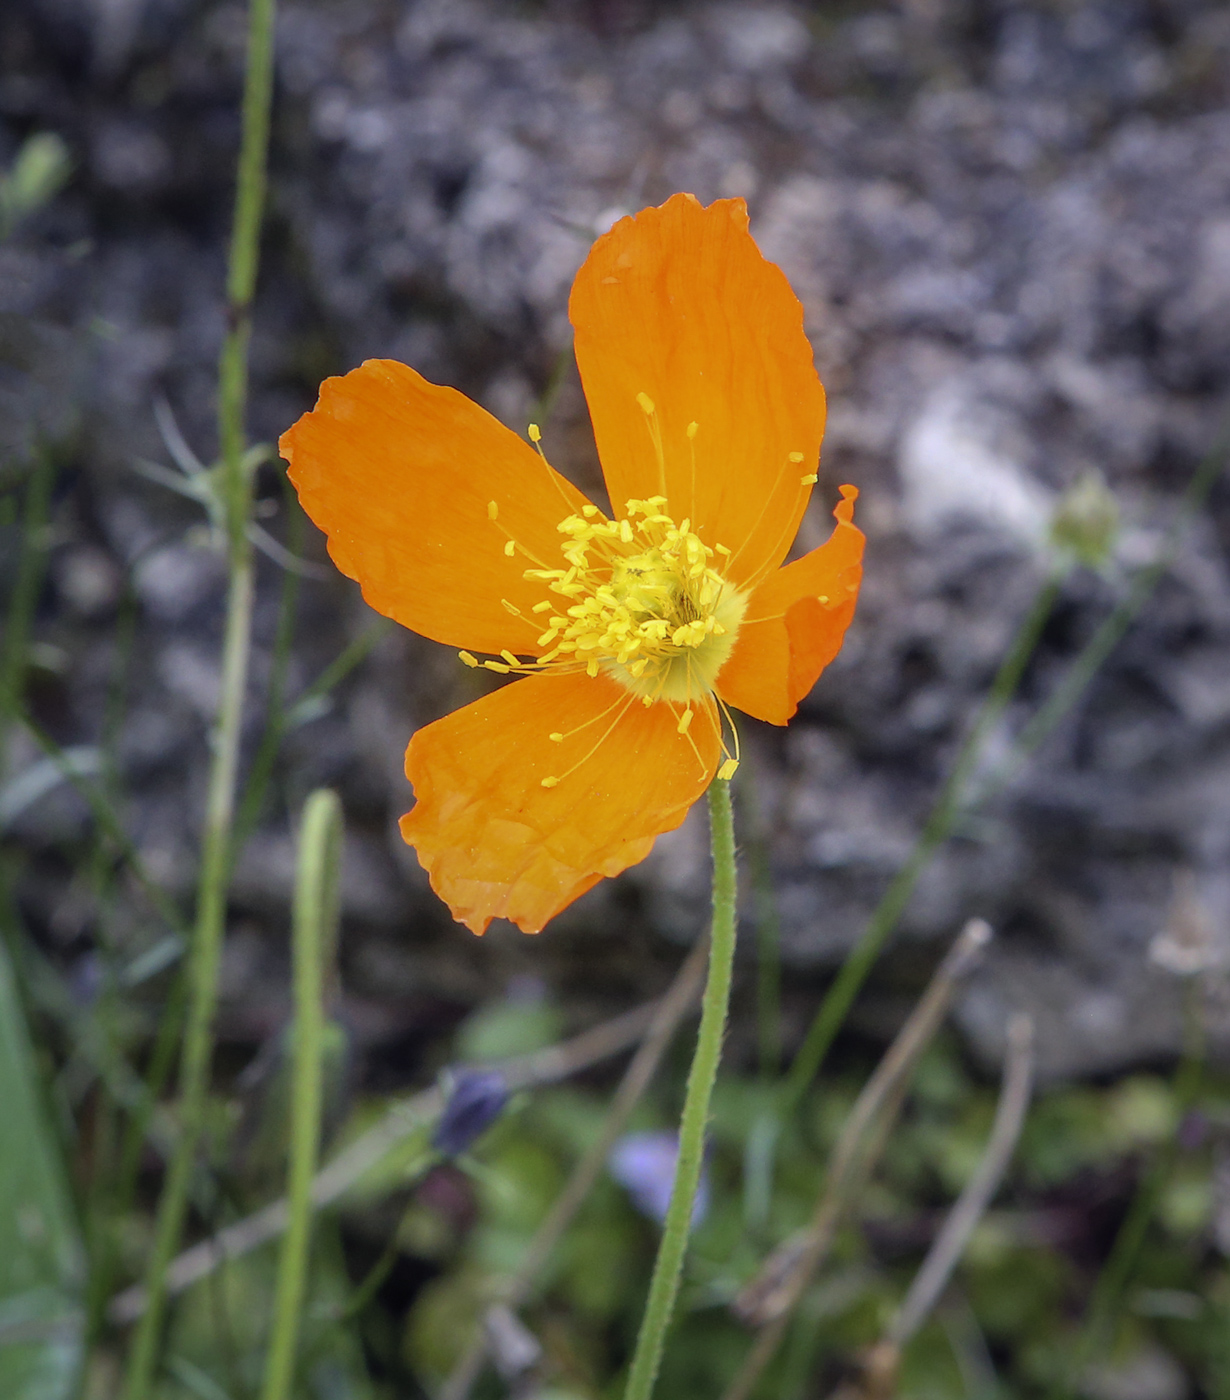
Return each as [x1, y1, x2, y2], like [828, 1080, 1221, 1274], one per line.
[524, 497, 748, 704]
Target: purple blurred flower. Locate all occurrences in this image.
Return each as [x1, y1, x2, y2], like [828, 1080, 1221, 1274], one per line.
[1178, 1110, 1209, 1152]
[608, 1130, 709, 1229]
[433, 1069, 509, 1157]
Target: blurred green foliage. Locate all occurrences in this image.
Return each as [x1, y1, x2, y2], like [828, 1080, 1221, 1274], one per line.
[0, 939, 84, 1398]
[0, 134, 71, 242]
[345, 1019, 1227, 1400]
[0, 953, 1220, 1400]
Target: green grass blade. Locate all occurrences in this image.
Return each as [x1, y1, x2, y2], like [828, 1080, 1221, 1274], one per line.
[0, 938, 84, 1399]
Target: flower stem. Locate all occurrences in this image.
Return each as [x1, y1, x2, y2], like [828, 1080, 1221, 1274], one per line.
[261, 789, 342, 1400]
[623, 778, 738, 1400]
[119, 0, 275, 1392]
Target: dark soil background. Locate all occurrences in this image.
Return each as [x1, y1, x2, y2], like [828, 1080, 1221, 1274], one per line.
[4, 0, 1230, 1096]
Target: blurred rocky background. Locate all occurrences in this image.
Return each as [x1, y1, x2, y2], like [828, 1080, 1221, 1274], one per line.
[3, 0, 1230, 1088]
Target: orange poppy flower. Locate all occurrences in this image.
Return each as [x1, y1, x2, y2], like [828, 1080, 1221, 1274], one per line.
[280, 193, 864, 936]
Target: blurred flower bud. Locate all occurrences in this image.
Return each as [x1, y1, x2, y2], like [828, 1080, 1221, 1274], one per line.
[1149, 873, 1221, 978]
[609, 1130, 709, 1228]
[433, 1069, 509, 1157]
[0, 132, 72, 239]
[1049, 469, 1119, 568]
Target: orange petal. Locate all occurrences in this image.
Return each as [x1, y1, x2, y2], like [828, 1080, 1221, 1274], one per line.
[569, 193, 826, 590]
[280, 359, 592, 655]
[400, 671, 720, 934]
[717, 487, 864, 726]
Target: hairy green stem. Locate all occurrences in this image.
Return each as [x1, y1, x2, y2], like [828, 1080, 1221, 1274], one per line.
[120, 0, 275, 1392]
[780, 572, 1064, 1115]
[623, 779, 738, 1400]
[261, 789, 342, 1400]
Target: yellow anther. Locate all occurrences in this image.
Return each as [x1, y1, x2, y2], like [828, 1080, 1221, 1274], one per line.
[715, 543, 731, 556]
[487, 500, 499, 520]
[500, 650, 519, 666]
[636, 391, 655, 415]
[458, 650, 479, 668]
[818, 595, 829, 604]
[541, 775, 560, 788]
[800, 473, 818, 485]
[677, 708, 694, 735]
[503, 540, 517, 557]
[501, 598, 522, 615]
[514, 496, 747, 712]
[484, 661, 510, 674]
[549, 732, 564, 743]
[717, 758, 739, 781]
[528, 423, 542, 443]
[788, 451, 805, 463]
[687, 421, 698, 439]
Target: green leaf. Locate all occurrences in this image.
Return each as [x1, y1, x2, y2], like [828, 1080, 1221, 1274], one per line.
[0, 939, 84, 1399]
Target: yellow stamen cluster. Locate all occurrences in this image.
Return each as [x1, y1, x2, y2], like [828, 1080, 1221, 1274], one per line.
[522, 497, 748, 704]
[460, 402, 790, 787]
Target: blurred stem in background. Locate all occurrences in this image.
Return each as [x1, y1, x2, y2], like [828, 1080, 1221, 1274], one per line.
[233, 483, 304, 851]
[780, 414, 1230, 1122]
[0, 449, 57, 783]
[260, 789, 342, 1400]
[1049, 975, 1207, 1400]
[623, 779, 738, 1400]
[723, 919, 993, 1400]
[119, 0, 277, 1390]
[779, 567, 1065, 1120]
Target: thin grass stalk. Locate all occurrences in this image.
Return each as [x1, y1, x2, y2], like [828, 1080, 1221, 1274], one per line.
[1048, 978, 1206, 1400]
[108, 995, 664, 1323]
[779, 419, 1228, 1119]
[623, 778, 738, 1400]
[0, 448, 56, 781]
[81, 583, 143, 1345]
[119, 0, 276, 1390]
[24, 720, 186, 936]
[234, 486, 305, 850]
[441, 935, 711, 1400]
[779, 576, 1063, 1117]
[285, 617, 392, 727]
[723, 919, 992, 1400]
[260, 789, 342, 1400]
[888, 1013, 1034, 1351]
[530, 341, 576, 431]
